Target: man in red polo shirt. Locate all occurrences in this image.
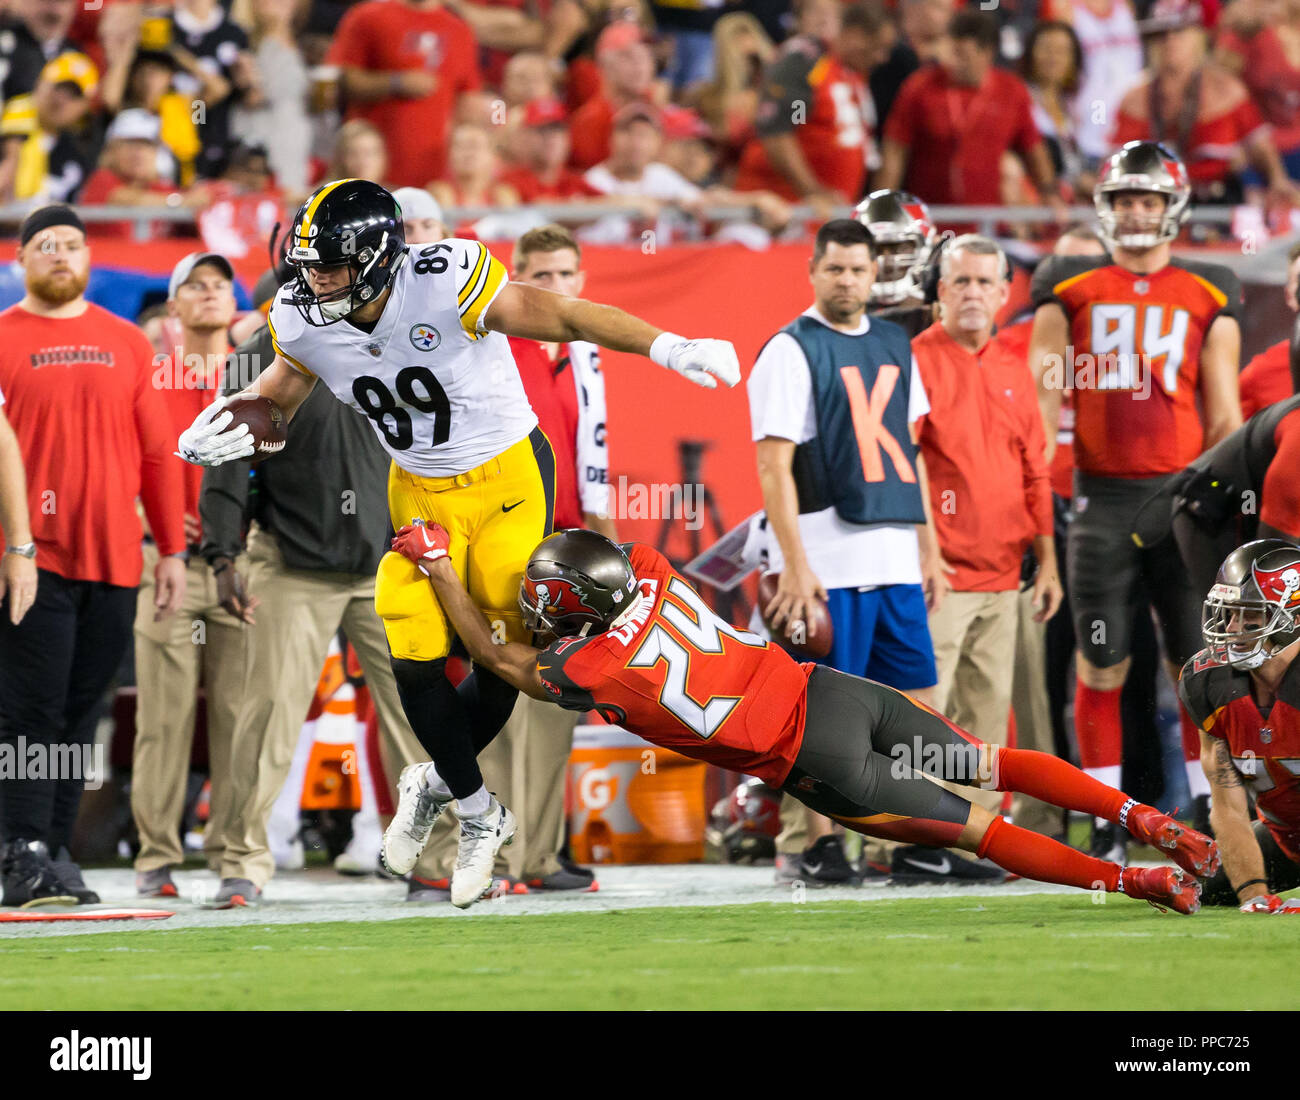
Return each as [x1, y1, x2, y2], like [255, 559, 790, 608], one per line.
[500, 97, 603, 203]
[132, 252, 250, 900]
[327, 0, 482, 188]
[879, 10, 1064, 220]
[0, 205, 186, 908]
[914, 234, 1061, 820]
[568, 21, 658, 173]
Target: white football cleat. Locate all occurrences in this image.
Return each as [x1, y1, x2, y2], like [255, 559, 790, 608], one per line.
[450, 797, 516, 909]
[381, 764, 450, 876]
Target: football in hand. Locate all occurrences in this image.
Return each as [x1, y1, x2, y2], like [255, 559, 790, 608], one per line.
[224, 394, 286, 463]
[757, 572, 833, 659]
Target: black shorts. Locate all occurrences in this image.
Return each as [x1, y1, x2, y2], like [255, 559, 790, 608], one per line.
[779, 666, 987, 846]
[1068, 472, 1203, 669]
[1200, 819, 1300, 906]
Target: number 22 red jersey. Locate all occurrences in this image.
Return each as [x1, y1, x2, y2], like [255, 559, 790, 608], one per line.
[1031, 255, 1241, 478]
[535, 544, 813, 786]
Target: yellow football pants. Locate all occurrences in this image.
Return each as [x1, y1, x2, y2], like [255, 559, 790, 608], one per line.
[376, 427, 555, 660]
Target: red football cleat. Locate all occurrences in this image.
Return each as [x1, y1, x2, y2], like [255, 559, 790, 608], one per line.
[1124, 804, 1221, 878]
[1121, 866, 1201, 915]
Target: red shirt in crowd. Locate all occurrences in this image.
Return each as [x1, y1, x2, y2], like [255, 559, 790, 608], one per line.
[1111, 77, 1267, 190]
[536, 543, 812, 786]
[327, 1, 482, 187]
[734, 35, 873, 202]
[154, 346, 227, 540]
[913, 322, 1053, 591]
[568, 92, 622, 172]
[0, 303, 185, 585]
[1239, 339, 1292, 420]
[883, 63, 1042, 205]
[509, 336, 584, 530]
[499, 165, 602, 203]
[1261, 404, 1300, 539]
[1215, 27, 1300, 154]
[78, 168, 174, 239]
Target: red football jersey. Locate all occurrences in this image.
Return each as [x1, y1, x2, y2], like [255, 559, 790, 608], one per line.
[1031, 255, 1241, 478]
[535, 544, 813, 785]
[1180, 647, 1300, 862]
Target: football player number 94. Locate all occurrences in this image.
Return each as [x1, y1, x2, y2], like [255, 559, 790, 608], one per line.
[351, 366, 451, 449]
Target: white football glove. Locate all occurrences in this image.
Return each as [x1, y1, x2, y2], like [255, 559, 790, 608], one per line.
[176, 395, 255, 467]
[652, 334, 741, 389]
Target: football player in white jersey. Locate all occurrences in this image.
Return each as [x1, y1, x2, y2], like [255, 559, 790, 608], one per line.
[177, 178, 740, 907]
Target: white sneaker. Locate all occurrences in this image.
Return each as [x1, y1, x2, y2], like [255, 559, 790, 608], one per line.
[450, 797, 516, 909]
[381, 764, 450, 876]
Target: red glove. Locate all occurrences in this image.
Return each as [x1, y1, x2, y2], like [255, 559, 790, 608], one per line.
[1239, 894, 1282, 913]
[391, 519, 451, 576]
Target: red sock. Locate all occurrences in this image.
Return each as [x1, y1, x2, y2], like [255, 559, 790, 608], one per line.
[995, 747, 1129, 821]
[977, 815, 1121, 891]
[1179, 709, 1201, 763]
[1074, 682, 1123, 771]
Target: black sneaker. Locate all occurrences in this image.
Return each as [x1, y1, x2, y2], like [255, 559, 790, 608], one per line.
[890, 845, 1006, 885]
[524, 865, 598, 891]
[797, 835, 860, 887]
[2, 839, 77, 908]
[1089, 819, 1128, 865]
[52, 848, 100, 905]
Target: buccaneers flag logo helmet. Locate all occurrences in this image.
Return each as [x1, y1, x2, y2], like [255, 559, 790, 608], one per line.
[1203, 539, 1300, 669]
[519, 529, 639, 637]
[1094, 141, 1191, 252]
[853, 189, 936, 306]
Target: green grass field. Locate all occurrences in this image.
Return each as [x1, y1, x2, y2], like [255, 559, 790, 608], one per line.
[1, 893, 1291, 1011]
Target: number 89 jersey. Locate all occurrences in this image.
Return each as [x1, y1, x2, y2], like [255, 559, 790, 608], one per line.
[536, 544, 814, 787]
[267, 239, 538, 477]
[1030, 255, 1241, 479]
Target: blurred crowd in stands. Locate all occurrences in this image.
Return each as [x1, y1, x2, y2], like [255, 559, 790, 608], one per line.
[0, 0, 1296, 247]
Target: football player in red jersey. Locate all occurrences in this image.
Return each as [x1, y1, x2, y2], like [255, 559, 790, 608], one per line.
[1030, 140, 1243, 862]
[386, 521, 1221, 912]
[1180, 540, 1300, 912]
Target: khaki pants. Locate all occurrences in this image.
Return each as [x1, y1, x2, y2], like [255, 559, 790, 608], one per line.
[220, 525, 417, 889]
[1010, 586, 1062, 836]
[412, 692, 578, 881]
[928, 588, 1019, 814]
[132, 546, 249, 872]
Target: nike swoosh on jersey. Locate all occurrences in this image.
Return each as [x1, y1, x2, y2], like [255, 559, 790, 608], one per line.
[460, 253, 470, 269]
[502, 500, 525, 513]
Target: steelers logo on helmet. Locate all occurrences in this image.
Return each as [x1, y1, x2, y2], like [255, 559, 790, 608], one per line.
[1202, 539, 1300, 669]
[1094, 140, 1191, 252]
[284, 178, 408, 327]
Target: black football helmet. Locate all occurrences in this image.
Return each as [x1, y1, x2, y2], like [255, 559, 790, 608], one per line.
[519, 530, 639, 637]
[853, 189, 936, 306]
[1203, 539, 1300, 669]
[284, 178, 407, 325]
[1094, 141, 1190, 251]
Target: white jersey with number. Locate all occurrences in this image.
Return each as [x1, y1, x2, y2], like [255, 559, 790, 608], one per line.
[267, 238, 537, 478]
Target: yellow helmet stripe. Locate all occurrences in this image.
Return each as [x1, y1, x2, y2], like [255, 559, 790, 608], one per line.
[297, 178, 358, 251]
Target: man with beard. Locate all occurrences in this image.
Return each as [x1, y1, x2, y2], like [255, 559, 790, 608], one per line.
[0, 205, 186, 908]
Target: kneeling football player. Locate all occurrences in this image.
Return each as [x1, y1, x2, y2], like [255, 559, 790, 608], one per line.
[1181, 539, 1300, 913]
[388, 524, 1219, 912]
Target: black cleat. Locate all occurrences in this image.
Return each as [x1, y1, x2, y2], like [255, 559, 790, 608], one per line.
[2, 839, 77, 908]
[52, 848, 100, 904]
[1089, 819, 1128, 865]
[797, 835, 860, 887]
[890, 845, 1006, 885]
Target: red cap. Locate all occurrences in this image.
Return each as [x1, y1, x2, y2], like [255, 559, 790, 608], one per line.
[596, 21, 649, 59]
[523, 97, 567, 128]
[660, 105, 710, 141]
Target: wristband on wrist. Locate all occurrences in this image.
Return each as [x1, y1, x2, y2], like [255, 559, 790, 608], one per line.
[1234, 878, 1268, 897]
[649, 331, 685, 368]
[4, 542, 35, 558]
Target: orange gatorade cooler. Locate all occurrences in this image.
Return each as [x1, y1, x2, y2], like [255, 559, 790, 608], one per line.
[568, 724, 707, 864]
